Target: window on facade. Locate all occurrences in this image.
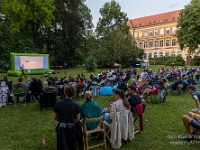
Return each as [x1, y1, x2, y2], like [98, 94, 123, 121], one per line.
[159, 52, 163, 57]
[171, 51, 175, 57]
[144, 31, 147, 36]
[154, 52, 157, 58]
[144, 53, 147, 59]
[144, 42, 147, 48]
[172, 39, 176, 46]
[160, 29, 164, 35]
[148, 53, 152, 58]
[149, 30, 153, 36]
[178, 51, 182, 57]
[135, 43, 137, 47]
[139, 31, 142, 37]
[154, 41, 158, 47]
[166, 40, 170, 46]
[155, 30, 158, 35]
[172, 27, 176, 34]
[149, 42, 153, 48]
[165, 52, 169, 56]
[166, 28, 170, 34]
[134, 32, 138, 38]
[139, 43, 142, 49]
[160, 40, 163, 47]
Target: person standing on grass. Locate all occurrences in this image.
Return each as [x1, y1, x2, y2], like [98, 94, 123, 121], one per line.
[187, 85, 200, 114]
[53, 85, 83, 150]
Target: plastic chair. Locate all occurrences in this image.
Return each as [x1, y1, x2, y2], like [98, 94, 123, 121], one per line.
[83, 116, 107, 150]
[13, 87, 26, 106]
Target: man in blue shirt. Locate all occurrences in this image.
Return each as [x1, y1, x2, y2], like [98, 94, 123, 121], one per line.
[187, 85, 200, 114]
[181, 85, 200, 142]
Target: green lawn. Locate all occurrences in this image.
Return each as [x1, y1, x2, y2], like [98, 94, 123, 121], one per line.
[0, 66, 200, 150]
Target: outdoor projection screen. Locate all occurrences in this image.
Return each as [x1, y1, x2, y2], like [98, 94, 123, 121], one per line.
[8, 53, 53, 76]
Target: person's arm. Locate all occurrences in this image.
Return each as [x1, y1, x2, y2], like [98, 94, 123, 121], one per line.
[109, 103, 116, 120]
[193, 95, 200, 113]
[53, 112, 58, 121]
[76, 113, 80, 121]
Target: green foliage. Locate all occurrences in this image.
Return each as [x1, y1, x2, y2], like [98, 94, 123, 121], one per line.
[2, 0, 55, 31]
[93, 1, 139, 67]
[46, 0, 93, 67]
[84, 56, 97, 72]
[13, 28, 36, 53]
[177, 0, 200, 52]
[96, 0, 129, 36]
[149, 56, 185, 66]
[190, 56, 200, 66]
[0, 19, 13, 62]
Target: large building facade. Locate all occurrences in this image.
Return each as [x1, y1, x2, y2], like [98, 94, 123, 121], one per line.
[128, 10, 192, 65]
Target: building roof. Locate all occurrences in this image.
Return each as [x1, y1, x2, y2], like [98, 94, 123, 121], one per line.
[128, 10, 181, 28]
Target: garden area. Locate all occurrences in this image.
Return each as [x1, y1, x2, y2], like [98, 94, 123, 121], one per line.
[0, 66, 200, 150]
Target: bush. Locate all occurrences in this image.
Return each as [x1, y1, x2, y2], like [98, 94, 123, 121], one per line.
[149, 56, 185, 66]
[190, 56, 200, 66]
[84, 56, 97, 72]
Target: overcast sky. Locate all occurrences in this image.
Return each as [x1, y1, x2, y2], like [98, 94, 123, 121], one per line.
[85, 0, 191, 27]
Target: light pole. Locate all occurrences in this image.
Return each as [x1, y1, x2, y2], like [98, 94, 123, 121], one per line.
[64, 62, 67, 74]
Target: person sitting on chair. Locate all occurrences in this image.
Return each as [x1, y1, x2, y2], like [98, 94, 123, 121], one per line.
[76, 77, 86, 97]
[43, 80, 56, 93]
[170, 76, 182, 91]
[102, 89, 131, 124]
[127, 84, 141, 113]
[81, 91, 101, 131]
[28, 78, 43, 101]
[13, 77, 28, 102]
[142, 80, 165, 100]
[117, 79, 128, 92]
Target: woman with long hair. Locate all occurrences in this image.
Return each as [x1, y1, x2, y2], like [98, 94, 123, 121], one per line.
[103, 88, 131, 124]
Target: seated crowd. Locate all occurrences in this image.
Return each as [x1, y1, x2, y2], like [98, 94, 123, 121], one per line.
[2, 66, 200, 149]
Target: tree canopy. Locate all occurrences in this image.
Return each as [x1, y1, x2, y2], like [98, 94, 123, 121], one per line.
[96, 0, 129, 37]
[177, 0, 200, 53]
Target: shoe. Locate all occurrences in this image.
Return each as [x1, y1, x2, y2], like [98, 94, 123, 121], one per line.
[183, 134, 195, 142]
[191, 132, 197, 139]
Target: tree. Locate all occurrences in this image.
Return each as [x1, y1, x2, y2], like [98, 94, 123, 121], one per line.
[2, 0, 55, 32]
[46, 0, 93, 67]
[177, 0, 200, 53]
[0, 19, 13, 64]
[91, 29, 139, 67]
[96, 0, 129, 36]
[2, 0, 55, 54]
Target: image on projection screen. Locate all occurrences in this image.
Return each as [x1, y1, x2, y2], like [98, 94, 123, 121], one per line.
[14, 56, 48, 70]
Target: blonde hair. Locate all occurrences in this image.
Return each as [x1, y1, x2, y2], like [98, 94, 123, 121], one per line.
[85, 91, 93, 100]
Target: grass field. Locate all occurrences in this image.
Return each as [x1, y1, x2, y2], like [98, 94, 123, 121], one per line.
[0, 66, 200, 150]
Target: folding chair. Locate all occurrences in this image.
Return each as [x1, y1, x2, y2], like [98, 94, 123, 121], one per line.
[13, 87, 26, 106]
[89, 83, 99, 97]
[147, 89, 166, 103]
[83, 116, 106, 150]
[103, 110, 134, 149]
[132, 113, 140, 134]
[76, 85, 86, 98]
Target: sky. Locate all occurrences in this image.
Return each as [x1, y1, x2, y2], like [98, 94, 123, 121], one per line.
[85, 0, 191, 27]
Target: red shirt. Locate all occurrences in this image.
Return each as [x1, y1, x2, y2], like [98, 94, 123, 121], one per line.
[152, 86, 160, 95]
